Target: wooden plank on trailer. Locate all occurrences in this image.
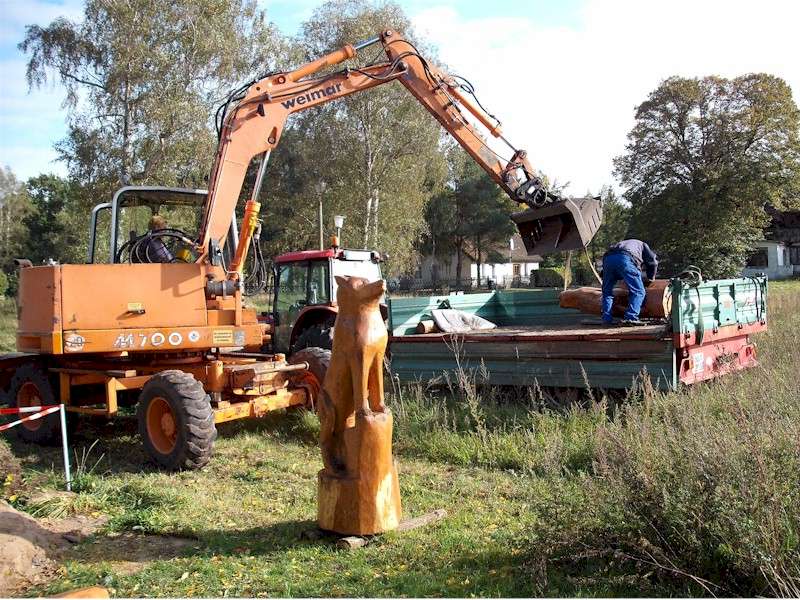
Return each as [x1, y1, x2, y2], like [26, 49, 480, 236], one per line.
[391, 323, 670, 344]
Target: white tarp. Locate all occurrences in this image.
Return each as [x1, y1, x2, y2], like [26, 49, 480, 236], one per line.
[430, 309, 496, 334]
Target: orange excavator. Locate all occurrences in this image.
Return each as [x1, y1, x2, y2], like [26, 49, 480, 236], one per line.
[0, 29, 600, 469]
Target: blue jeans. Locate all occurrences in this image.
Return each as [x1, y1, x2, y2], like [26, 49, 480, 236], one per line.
[602, 252, 645, 322]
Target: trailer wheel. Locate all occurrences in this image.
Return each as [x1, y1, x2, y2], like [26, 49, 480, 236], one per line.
[288, 347, 331, 410]
[8, 363, 65, 445]
[137, 370, 216, 470]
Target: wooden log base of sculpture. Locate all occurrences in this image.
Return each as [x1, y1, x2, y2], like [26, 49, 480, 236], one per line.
[559, 279, 672, 319]
[316, 275, 402, 536]
[317, 410, 402, 535]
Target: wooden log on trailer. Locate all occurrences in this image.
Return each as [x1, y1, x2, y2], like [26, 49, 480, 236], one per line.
[415, 320, 437, 334]
[559, 279, 672, 318]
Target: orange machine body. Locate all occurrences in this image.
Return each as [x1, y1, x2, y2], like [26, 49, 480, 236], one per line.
[16, 263, 262, 355]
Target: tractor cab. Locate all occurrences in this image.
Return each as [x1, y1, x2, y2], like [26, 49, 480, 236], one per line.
[270, 247, 384, 354]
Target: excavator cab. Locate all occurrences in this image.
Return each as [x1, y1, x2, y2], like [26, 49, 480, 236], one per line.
[511, 195, 603, 256]
[88, 186, 239, 266]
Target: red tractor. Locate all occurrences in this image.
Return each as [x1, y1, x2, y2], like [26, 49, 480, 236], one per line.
[268, 246, 385, 356]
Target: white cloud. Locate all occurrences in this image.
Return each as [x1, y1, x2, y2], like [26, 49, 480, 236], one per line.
[412, 0, 800, 195]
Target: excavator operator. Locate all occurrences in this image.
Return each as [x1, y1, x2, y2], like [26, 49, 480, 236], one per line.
[145, 215, 174, 263]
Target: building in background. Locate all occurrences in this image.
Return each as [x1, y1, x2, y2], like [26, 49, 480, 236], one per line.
[468, 235, 539, 286]
[742, 208, 800, 280]
[415, 234, 540, 289]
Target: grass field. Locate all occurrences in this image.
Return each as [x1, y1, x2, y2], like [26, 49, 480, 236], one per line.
[2, 280, 799, 597]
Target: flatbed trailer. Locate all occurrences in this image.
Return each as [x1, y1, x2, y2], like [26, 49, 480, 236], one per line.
[387, 276, 768, 391]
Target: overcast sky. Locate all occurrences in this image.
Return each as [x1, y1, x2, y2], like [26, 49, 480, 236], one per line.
[1, 0, 798, 195]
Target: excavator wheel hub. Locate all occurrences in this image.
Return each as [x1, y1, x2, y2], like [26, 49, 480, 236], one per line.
[160, 412, 176, 438]
[146, 396, 178, 455]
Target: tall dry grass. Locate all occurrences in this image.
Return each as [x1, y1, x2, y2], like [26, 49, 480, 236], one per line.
[591, 284, 800, 595]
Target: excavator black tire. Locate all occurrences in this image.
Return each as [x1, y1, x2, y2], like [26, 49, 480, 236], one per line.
[8, 362, 72, 445]
[288, 347, 331, 411]
[137, 370, 216, 471]
[291, 322, 334, 353]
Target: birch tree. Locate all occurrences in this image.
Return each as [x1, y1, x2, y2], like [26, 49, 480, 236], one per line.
[286, 0, 446, 272]
[20, 0, 288, 194]
[0, 167, 32, 270]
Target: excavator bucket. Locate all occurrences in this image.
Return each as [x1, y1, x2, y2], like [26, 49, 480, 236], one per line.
[511, 196, 603, 257]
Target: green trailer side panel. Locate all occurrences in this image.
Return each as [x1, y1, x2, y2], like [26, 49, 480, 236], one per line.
[388, 292, 496, 336]
[672, 276, 767, 342]
[385, 276, 766, 391]
[493, 289, 586, 327]
[388, 337, 677, 390]
[388, 289, 584, 336]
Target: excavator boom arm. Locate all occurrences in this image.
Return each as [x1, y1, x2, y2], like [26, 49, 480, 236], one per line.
[199, 29, 592, 264]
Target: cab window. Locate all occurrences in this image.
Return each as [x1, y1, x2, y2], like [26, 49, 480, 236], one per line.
[331, 259, 382, 298]
[273, 262, 308, 352]
[275, 263, 309, 325]
[308, 260, 331, 305]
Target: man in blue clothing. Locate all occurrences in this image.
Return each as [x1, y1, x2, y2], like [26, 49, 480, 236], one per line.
[601, 239, 658, 326]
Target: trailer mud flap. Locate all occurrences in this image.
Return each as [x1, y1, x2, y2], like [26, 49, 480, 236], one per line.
[512, 196, 602, 256]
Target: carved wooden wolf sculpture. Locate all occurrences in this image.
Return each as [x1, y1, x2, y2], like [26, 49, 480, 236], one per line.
[316, 275, 402, 535]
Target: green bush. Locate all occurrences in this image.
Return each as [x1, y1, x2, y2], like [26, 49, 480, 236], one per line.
[534, 268, 564, 288]
[0, 271, 8, 297]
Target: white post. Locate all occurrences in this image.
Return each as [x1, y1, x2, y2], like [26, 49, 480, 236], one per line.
[58, 405, 72, 491]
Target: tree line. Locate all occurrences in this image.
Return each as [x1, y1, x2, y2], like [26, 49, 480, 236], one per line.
[0, 0, 797, 297]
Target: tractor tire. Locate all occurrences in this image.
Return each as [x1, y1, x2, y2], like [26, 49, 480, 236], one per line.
[291, 322, 334, 353]
[8, 363, 69, 445]
[137, 370, 216, 471]
[288, 347, 331, 411]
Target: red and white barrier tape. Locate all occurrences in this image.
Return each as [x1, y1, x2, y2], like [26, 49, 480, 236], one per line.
[0, 404, 59, 415]
[1, 403, 72, 491]
[0, 405, 61, 432]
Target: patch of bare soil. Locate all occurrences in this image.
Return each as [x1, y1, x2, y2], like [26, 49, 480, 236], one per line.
[0, 500, 67, 596]
[69, 532, 197, 575]
[1, 499, 197, 595]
